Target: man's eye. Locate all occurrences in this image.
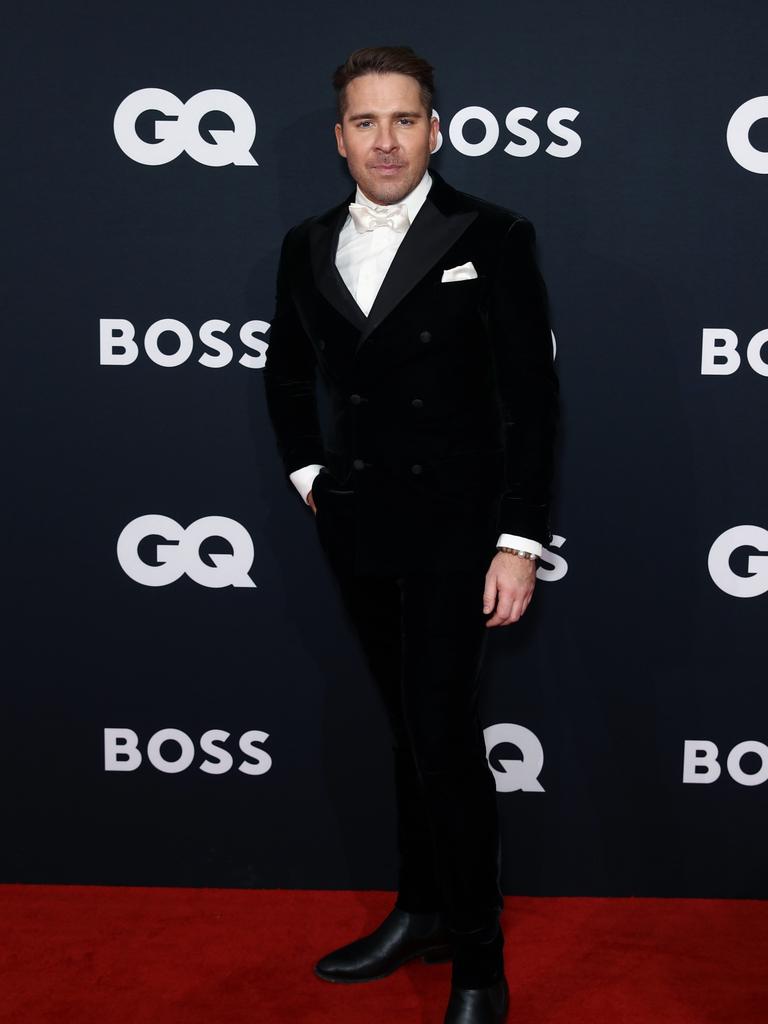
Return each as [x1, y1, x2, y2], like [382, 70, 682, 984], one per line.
[356, 120, 373, 128]
[398, 119, 414, 126]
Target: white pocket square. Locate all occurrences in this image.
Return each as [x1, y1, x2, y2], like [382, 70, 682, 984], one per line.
[441, 261, 478, 282]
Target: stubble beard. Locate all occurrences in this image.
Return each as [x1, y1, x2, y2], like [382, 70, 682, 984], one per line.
[357, 159, 427, 206]
[368, 181, 408, 205]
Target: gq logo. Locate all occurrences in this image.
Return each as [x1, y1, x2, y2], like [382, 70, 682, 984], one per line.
[114, 88, 257, 166]
[708, 526, 768, 597]
[483, 723, 544, 793]
[727, 97, 768, 174]
[117, 515, 256, 588]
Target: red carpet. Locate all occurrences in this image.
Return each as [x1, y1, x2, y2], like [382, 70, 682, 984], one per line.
[0, 886, 765, 1023]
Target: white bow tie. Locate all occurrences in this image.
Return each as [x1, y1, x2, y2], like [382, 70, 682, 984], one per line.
[348, 201, 410, 233]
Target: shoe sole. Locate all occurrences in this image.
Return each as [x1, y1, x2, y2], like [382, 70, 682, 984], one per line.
[314, 944, 453, 984]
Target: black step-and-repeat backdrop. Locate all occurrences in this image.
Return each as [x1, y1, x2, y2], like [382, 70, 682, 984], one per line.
[4, 2, 767, 897]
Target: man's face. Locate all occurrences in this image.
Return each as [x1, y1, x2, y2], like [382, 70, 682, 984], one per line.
[334, 72, 439, 205]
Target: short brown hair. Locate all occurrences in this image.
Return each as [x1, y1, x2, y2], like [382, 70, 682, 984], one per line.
[332, 46, 435, 120]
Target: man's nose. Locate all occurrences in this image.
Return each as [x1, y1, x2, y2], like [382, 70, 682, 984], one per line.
[375, 127, 397, 151]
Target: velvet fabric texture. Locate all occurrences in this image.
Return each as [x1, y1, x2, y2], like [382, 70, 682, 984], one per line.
[262, 166, 558, 985]
[263, 167, 559, 576]
[313, 491, 503, 985]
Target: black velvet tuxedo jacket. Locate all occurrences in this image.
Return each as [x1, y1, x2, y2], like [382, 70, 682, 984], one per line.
[263, 168, 559, 576]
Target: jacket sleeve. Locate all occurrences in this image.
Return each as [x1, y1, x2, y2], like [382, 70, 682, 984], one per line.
[486, 217, 559, 546]
[262, 227, 327, 476]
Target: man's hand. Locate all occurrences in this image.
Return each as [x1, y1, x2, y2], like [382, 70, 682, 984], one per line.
[483, 550, 537, 627]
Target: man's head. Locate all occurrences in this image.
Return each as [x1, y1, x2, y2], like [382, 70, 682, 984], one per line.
[332, 46, 439, 206]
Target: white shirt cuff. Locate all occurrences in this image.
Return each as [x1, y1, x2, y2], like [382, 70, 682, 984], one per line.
[289, 464, 324, 505]
[496, 533, 543, 558]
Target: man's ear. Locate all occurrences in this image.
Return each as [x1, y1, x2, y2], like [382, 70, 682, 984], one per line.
[335, 123, 347, 158]
[429, 115, 439, 153]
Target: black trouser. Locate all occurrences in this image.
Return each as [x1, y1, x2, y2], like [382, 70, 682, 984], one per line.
[314, 480, 505, 985]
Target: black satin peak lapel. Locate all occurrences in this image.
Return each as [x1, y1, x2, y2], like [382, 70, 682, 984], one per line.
[307, 170, 478, 354]
[356, 195, 477, 352]
[308, 195, 367, 331]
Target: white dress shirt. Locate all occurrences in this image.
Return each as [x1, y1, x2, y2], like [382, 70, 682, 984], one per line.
[288, 169, 543, 558]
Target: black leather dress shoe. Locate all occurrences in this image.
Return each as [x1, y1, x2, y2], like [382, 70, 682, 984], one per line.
[443, 974, 509, 1023]
[314, 906, 453, 983]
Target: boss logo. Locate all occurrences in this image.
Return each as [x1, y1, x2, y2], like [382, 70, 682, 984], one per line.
[483, 723, 545, 792]
[117, 515, 256, 589]
[683, 740, 768, 786]
[100, 319, 269, 369]
[113, 88, 257, 166]
[701, 328, 768, 376]
[537, 535, 568, 582]
[726, 97, 768, 174]
[708, 526, 768, 598]
[104, 728, 271, 775]
[432, 105, 581, 159]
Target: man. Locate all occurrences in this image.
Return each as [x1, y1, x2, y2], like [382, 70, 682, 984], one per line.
[263, 45, 558, 1024]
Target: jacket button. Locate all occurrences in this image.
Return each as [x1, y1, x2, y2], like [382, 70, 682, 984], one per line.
[349, 393, 362, 404]
[410, 397, 424, 408]
[410, 463, 423, 475]
[353, 458, 366, 470]
[317, 338, 326, 350]
[419, 330, 432, 343]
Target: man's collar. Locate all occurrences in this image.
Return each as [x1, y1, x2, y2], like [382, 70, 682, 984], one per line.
[353, 168, 433, 221]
